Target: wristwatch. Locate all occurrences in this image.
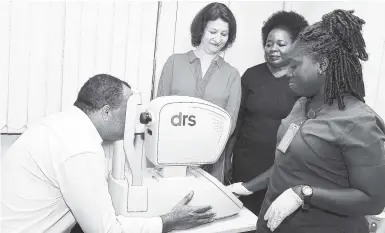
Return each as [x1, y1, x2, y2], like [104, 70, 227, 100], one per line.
[301, 185, 313, 211]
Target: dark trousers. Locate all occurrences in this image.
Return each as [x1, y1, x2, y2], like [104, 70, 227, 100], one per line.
[232, 137, 275, 233]
[239, 188, 267, 217]
[236, 189, 266, 233]
[71, 223, 84, 233]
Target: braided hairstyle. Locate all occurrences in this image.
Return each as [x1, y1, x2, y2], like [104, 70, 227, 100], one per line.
[296, 9, 368, 110]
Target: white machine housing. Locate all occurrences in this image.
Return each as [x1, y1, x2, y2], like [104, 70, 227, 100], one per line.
[108, 94, 243, 219]
[144, 96, 230, 166]
[367, 212, 385, 232]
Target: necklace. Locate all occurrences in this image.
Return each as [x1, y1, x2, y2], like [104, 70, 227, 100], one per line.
[305, 96, 323, 119]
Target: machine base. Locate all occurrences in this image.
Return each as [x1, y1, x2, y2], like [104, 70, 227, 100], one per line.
[109, 167, 243, 219]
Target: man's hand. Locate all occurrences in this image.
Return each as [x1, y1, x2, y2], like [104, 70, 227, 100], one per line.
[226, 182, 253, 197]
[161, 191, 215, 232]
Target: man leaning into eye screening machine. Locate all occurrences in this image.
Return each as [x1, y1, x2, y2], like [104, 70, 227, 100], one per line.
[0, 74, 216, 233]
[1, 74, 258, 233]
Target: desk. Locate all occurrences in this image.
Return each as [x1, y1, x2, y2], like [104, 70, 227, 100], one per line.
[175, 207, 258, 233]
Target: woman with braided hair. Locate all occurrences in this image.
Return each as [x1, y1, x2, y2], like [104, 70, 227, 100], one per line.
[252, 9, 385, 233]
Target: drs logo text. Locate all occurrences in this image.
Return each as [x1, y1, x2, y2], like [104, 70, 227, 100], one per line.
[171, 112, 196, 126]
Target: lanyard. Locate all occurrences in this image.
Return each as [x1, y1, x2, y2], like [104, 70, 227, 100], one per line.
[277, 97, 319, 153]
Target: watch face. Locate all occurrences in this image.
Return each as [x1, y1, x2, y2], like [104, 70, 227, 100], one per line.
[302, 186, 313, 196]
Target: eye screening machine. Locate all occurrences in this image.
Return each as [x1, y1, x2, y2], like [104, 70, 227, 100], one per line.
[367, 212, 385, 233]
[108, 92, 257, 233]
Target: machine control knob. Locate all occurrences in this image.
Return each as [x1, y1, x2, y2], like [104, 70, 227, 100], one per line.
[140, 112, 152, 124]
[369, 222, 377, 232]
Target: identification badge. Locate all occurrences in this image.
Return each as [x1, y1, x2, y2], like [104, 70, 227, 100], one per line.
[277, 123, 301, 153]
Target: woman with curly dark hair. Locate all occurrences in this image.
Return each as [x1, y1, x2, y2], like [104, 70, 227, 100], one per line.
[226, 11, 308, 216]
[157, 2, 241, 183]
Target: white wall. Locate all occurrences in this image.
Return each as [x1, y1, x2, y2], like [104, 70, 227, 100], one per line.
[284, 1, 385, 120]
[154, 1, 385, 120]
[1, 134, 19, 158]
[2, 1, 385, 153]
[0, 1, 158, 133]
[154, 1, 286, 95]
